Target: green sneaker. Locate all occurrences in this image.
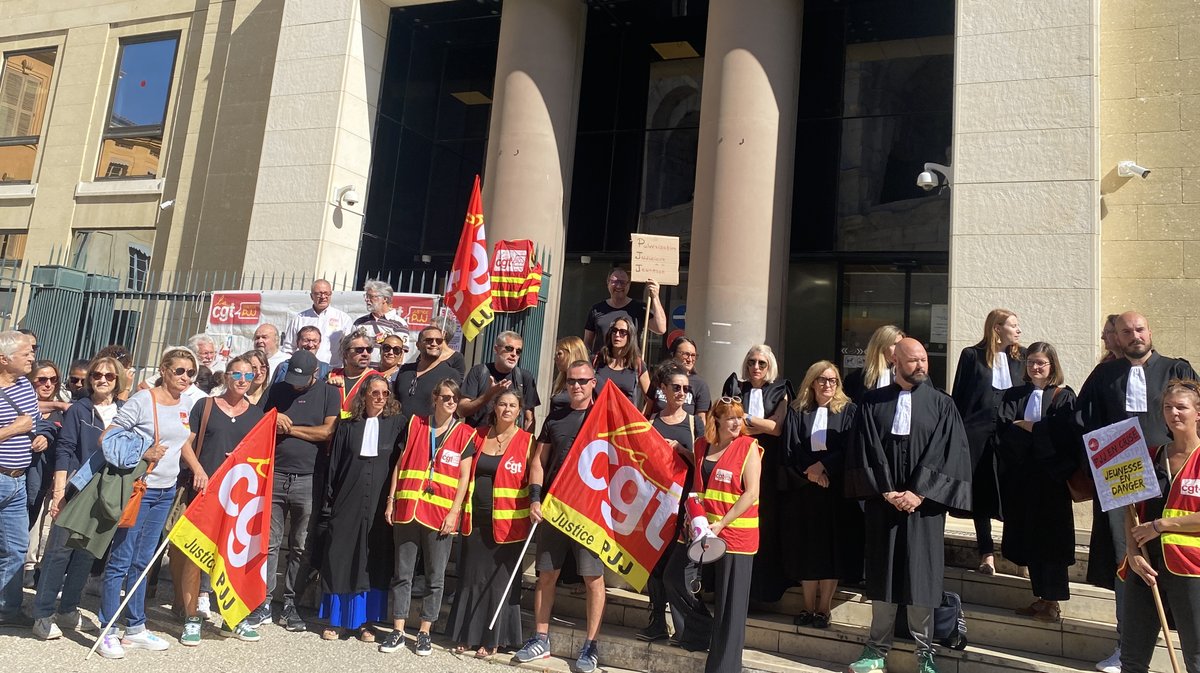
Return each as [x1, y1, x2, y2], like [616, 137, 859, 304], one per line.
[916, 651, 939, 673]
[847, 645, 887, 673]
[218, 620, 261, 642]
[179, 616, 202, 647]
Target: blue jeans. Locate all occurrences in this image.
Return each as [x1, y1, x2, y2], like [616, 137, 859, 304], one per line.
[0, 473, 28, 617]
[98, 486, 174, 635]
[32, 522, 94, 619]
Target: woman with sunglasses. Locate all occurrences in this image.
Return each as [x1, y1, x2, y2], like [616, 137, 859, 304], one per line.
[786, 360, 858, 628]
[382, 378, 476, 655]
[317, 375, 404, 642]
[668, 396, 761, 672]
[722, 344, 792, 602]
[593, 317, 650, 406]
[25, 360, 64, 587]
[993, 342, 1078, 623]
[173, 355, 265, 645]
[447, 389, 533, 658]
[647, 337, 712, 426]
[550, 337, 589, 413]
[30, 357, 125, 640]
[95, 347, 198, 659]
[376, 334, 408, 384]
[639, 362, 705, 643]
[242, 350, 270, 407]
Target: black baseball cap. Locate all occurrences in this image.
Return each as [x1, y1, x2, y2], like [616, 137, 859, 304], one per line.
[284, 350, 319, 386]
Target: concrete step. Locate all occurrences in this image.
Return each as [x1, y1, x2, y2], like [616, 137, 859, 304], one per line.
[943, 566, 1115, 624]
[942, 524, 1093, 585]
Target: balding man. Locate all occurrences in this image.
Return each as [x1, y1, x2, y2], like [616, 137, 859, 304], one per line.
[254, 323, 288, 374]
[844, 338, 972, 673]
[282, 279, 352, 367]
[1076, 311, 1195, 672]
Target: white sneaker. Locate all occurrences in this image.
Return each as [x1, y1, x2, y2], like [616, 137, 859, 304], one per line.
[98, 634, 125, 659]
[122, 630, 170, 651]
[1096, 646, 1121, 673]
[32, 617, 62, 640]
[196, 593, 210, 618]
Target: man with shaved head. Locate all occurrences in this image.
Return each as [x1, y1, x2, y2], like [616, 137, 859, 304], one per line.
[844, 338, 972, 673]
[1077, 311, 1195, 672]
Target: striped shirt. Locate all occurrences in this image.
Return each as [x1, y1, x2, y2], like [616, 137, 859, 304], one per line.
[0, 377, 39, 469]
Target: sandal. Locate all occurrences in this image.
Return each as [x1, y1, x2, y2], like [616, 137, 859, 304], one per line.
[1015, 599, 1047, 617]
[452, 645, 469, 655]
[475, 646, 496, 658]
[358, 627, 376, 643]
[977, 562, 995, 575]
[321, 628, 339, 641]
[1034, 601, 1062, 623]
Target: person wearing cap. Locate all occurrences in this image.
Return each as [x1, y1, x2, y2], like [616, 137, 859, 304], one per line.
[250, 350, 340, 633]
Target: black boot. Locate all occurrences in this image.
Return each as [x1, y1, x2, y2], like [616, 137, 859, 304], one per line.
[636, 606, 669, 642]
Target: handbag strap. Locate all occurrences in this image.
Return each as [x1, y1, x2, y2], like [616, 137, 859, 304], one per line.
[193, 396, 214, 459]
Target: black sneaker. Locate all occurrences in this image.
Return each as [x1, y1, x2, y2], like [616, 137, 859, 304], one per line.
[379, 629, 406, 653]
[279, 603, 305, 632]
[0, 611, 34, 628]
[415, 631, 432, 656]
[636, 612, 668, 642]
[244, 604, 272, 629]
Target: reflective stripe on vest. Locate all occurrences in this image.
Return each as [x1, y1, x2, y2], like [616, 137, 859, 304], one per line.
[693, 435, 761, 554]
[469, 427, 533, 543]
[1159, 446, 1200, 577]
[393, 415, 476, 534]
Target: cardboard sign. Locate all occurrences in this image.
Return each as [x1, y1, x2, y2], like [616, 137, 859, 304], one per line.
[630, 234, 680, 286]
[1084, 418, 1159, 512]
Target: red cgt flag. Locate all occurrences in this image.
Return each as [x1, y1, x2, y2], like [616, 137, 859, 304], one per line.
[445, 175, 494, 341]
[542, 382, 690, 591]
[167, 410, 276, 627]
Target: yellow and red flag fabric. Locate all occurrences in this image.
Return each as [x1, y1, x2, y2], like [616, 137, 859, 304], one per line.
[167, 410, 276, 627]
[541, 382, 690, 590]
[489, 239, 543, 313]
[445, 175, 494, 341]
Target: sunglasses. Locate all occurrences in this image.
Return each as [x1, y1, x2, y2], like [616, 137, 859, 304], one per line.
[500, 345, 523, 355]
[611, 328, 629, 337]
[69, 376, 87, 385]
[567, 377, 594, 388]
[90, 372, 117, 383]
[34, 376, 58, 385]
[436, 393, 457, 403]
[670, 383, 693, 394]
[422, 337, 444, 346]
[747, 359, 769, 369]
[719, 395, 742, 404]
[380, 345, 406, 355]
[815, 377, 838, 387]
[171, 367, 197, 378]
[368, 389, 391, 399]
[350, 345, 374, 355]
[228, 372, 252, 381]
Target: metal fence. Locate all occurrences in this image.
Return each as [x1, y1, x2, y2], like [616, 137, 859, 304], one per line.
[0, 251, 550, 384]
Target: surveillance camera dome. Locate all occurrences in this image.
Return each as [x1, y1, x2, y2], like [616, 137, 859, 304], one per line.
[916, 171, 938, 191]
[341, 189, 361, 207]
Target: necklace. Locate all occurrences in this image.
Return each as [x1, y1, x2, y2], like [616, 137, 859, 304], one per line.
[489, 426, 517, 454]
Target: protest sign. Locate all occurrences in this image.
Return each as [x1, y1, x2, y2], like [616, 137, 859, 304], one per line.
[1084, 417, 1158, 512]
[630, 234, 680, 286]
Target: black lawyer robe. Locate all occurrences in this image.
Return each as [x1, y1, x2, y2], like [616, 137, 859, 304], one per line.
[993, 384, 1079, 566]
[950, 344, 1025, 520]
[319, 413, 405, 595]
[1075, 351, 1196, 588]
[845, 382, 972, 608]
[783, 402, 862, 583]
[722, 374, 794, 602]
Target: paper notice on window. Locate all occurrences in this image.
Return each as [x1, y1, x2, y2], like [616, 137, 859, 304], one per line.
[1083, 418, 1158, 513]
[630, 234, 680, 286]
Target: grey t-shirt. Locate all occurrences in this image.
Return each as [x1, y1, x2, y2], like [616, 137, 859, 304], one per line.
[111, 388, 193, 489]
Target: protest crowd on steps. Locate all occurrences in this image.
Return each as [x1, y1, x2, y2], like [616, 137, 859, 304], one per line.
[0, 266, 1198, 673]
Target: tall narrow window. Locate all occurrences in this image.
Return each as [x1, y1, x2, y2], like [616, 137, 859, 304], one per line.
[96, 35, 178, 180]
[127, 245, 150, 291]
[0, 48, 57, 183]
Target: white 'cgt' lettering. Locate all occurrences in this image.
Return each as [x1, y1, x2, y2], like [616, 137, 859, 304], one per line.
[577, 440, 682, 551]
[217, 463, 265, 569]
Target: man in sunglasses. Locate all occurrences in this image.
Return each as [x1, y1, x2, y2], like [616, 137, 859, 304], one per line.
[516, 361, 605, 672]
[458, 331, 539, 431]
[582, 267, 666, 354]
[327, 330, 381, 419]
[393, 326, 465, 420]
[282, 279, 353, 367]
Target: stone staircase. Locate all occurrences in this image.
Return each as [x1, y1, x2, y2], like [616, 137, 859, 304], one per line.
[502, 519, 1180, 673]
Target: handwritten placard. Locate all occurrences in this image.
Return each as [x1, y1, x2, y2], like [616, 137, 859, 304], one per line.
[630, 234, 680, 286]
[1083, 418, 1158, 513]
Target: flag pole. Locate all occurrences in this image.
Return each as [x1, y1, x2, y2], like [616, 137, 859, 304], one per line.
[1129, 505, 1183, 673]
[488, 521, 539, 630]
[86, 534, 174, 660]
[640, 285, 652, 359]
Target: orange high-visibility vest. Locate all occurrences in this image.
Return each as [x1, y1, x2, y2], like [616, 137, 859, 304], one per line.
[394, 415, 477, 534]
[692, 435, 761, 554]
[469, 427, 533, 543]
[1158, 446, 1200, 576]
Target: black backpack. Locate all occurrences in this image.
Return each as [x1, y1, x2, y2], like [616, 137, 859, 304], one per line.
[893, 591, 968, 651]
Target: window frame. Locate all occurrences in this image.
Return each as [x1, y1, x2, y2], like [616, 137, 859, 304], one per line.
[0, 46, 60, 184]
[95, 32, 180, 181]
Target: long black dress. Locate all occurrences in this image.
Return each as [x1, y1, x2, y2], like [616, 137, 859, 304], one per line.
[784, 402, 859, 582]
[319, 413, 404, 628]
[950, 344, 1025, 522]
[845, 382, 973, 608]
[994, 384, 1078, 598]
[722, 374, 793, 602]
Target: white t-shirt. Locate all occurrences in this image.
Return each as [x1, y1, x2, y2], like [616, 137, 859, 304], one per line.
[111, 389, 192, 489]
[282, 306, 353, 366]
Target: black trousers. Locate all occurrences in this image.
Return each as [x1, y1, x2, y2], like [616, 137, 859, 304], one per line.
[1028, 561, 1070, 601]
[662, 542, 753, 673]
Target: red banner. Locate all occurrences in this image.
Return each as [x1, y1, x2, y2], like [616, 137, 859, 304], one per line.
[542, 382, 689, 590]
[445, 175, 494, 341]
[490, 239, 543, 313]
[167, 410, 276, 627]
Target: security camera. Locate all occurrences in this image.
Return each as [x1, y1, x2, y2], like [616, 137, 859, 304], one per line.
[1117, 161, 1151, 179]
[334, 185, 361, 208]
[159, 199, 175, 211]
[916, 162, 953, 192]
[916, 171, 938, 191]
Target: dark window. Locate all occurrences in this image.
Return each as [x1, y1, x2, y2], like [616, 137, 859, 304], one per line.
[97, 35, 179, 180]
[127, 246, 150, 291]
[0, 48, 57, 183]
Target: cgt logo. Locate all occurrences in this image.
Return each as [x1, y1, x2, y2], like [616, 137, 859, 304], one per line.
[1181, 479, 1200, 496]
[217, 462, 267, 569]
[504, 457, 523, 475]
[209, 293, 262, 325]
